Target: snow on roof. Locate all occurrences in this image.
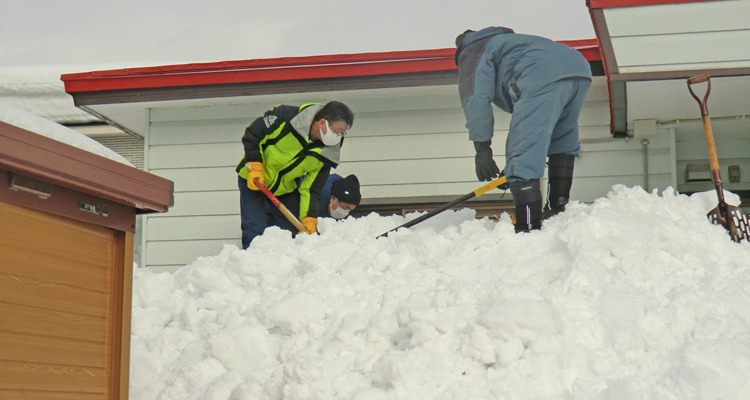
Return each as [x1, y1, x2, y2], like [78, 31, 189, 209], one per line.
[0, 65, 101, 124]
[0, 102, 132, 166]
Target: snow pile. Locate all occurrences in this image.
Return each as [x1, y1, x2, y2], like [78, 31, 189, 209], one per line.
[0, 65, 99, 124]
[130, 185, 750, 400]
[0, 102, 132, 166]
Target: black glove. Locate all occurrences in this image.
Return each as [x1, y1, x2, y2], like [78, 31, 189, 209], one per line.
[474, 141, 500, 182]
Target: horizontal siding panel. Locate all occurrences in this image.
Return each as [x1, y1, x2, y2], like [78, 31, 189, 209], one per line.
[150, 167, 238, 193]
[353, 108, 473, 137]
[346, 126, 603, 162]
[147, 239, 241, 266]
[0, 208, 113, 269]
[1, 302, 106, 343]
[149, 190, 239, 217]
[579, 125, 614, 141]
[148, 215, 240, 241]
[675, 120, 750, 141]
[582, 77, 609, 102]
[342, 132, 485, 162]
[150, 118, 250, 145]
[351, 101, 609, 138]
[0, 331, 105, 368]
[149, 142, 240, 169]
[0, 390, 103, 400]
[604, 2, 750, 36]
[0, 274, 107, 318]
[613, 30, 750, 70]
[580, 131, 673, 151]
[0, 360, 105, 393]
[150, 103, 273, 122]
[338, 149, 672, 186]
[342, 126, 662, 162]
[1, 244, 109, 292]
[676, 138, 750, 160]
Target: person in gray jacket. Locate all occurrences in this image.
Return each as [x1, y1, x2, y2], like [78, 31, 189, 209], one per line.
[455, 26, 592, 233]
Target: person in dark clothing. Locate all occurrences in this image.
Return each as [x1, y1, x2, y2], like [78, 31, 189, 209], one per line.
[266, 173, 362, 232]
[237, 101, 354, 249]
[319, 174, 361, 219]
[455, 26, 592, 233]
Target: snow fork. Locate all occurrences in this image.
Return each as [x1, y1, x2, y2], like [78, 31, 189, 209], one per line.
[687, 75, 749, 243]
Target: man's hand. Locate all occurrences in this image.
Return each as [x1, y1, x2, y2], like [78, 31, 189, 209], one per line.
[301, 217, 317, 234]
[246, 162, 264, 190]
[474, 141, 500, 182]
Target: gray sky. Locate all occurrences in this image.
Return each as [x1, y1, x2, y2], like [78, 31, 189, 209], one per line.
[0, 0, 595, 68]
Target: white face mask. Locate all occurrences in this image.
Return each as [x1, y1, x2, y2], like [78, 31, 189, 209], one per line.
[319, 121, 342, 146]
[329, 198, 350, 219]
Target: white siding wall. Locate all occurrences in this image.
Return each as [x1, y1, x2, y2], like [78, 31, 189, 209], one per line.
[675, 120, 750, 194]
[626, 77, 750, 196]
[142, 77, 677, 271]
[604, 0, 750, 73]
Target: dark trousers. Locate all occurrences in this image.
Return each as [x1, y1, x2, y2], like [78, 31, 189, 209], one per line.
[238, 176, 300, 249]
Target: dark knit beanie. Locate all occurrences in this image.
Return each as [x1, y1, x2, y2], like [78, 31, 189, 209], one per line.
[331, 174, 361, 206]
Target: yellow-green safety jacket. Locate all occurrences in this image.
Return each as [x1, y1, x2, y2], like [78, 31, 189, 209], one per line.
[236, 103, 341, 220]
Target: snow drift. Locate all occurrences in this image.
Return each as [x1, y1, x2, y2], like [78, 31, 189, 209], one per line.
[130, 185, 750, 400]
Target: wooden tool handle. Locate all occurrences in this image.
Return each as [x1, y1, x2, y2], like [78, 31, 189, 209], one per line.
[687, 75, 709, 84]
[255, 178, 310, 234]
[702, 116, 721, 173]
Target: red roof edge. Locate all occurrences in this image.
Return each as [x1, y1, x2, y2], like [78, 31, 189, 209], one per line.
[62, 40, 600, 94]
[588, 0, 717, 9]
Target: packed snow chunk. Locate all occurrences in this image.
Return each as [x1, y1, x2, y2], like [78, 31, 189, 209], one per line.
[130, 185, 750, 400]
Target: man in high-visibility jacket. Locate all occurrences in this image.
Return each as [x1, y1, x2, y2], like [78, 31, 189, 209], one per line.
[236, 101, 354, 249]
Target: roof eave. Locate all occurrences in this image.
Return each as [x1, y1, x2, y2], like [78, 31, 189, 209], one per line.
[0, 121, 174, 213]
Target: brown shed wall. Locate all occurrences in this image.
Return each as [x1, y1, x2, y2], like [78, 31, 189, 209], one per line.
[0, 119, 170, 400]
[0, 201, 133, 399]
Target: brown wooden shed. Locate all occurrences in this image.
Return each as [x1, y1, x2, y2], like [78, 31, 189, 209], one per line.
[0, 120, 173, 399]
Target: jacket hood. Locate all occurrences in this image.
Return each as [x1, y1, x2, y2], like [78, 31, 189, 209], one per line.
[290, 103, 341, 165]
[290, 103, 323, 135]
[455, 26, 515, 66]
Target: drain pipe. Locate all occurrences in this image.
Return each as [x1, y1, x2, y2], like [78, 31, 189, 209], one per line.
[642, 139, 650, 192]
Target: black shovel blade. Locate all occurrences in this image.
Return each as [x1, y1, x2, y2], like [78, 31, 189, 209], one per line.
[708, 204, 750, 243]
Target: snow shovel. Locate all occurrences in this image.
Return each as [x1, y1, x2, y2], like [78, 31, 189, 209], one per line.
[254, 178, 311, 234]
[687, 75, 750, 243]
[377, 175, 508, 238]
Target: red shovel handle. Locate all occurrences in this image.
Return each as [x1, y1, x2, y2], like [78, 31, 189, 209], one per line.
[255, 179, 280, 206]
[254, 178, 309, 234]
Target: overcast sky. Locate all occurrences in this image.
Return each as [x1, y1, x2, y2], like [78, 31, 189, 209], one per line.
[0, 0, 595, 69]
